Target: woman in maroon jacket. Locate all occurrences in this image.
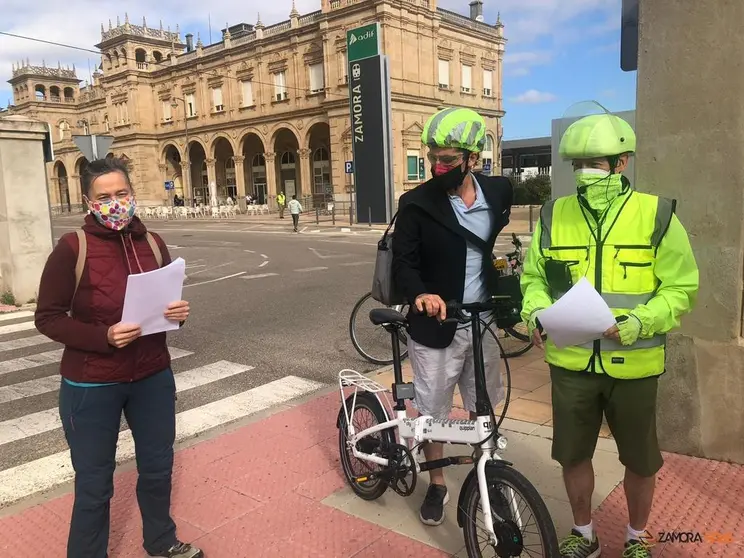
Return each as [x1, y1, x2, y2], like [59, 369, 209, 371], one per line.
[35, 157, 203, 558]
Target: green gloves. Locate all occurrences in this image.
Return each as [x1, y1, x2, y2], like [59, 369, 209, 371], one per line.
[617, 314, 643, 346]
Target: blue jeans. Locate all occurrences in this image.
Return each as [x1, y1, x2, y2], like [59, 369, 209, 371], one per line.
[59, 369, 178, 558]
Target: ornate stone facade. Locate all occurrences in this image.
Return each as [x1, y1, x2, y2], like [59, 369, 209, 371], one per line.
[5, 0, 505, 212]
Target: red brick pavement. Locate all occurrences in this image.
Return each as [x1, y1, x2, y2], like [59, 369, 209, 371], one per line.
[0, 391, 741, 557]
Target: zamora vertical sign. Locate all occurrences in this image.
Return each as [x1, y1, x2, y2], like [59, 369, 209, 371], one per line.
[346, 22, 394, 224]
[351, 81, 363, 143]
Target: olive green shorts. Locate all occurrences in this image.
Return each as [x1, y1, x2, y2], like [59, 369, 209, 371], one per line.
[550, 365, 663, 477]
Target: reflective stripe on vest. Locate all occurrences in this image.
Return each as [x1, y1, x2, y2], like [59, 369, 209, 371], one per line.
[540, 196, 676, 252]
[537, 191, 676, 378]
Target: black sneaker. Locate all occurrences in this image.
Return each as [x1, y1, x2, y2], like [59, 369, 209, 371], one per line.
[419, 484, 450, 526]
[149, 542, 204, 558]
[623, 539, 653, 557]
[558, 529, 600, 557]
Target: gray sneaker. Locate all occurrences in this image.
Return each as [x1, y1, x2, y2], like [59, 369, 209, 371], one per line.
[149, 542, 204, 558]
[558, 529, 601, 557]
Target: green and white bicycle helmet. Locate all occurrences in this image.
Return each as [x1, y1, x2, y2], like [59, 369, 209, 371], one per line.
[559, 113, 636, 160]
[421, 107, 487, 153]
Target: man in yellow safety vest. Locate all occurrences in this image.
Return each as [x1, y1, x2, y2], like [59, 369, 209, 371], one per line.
[520, 111, 699, 558]
[277, 191, 286, 219]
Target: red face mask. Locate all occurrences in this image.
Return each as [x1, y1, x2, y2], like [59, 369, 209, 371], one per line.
[432, 163, 454, 177]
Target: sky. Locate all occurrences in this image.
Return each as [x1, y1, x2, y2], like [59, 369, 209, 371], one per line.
[0, 0, 636, 139]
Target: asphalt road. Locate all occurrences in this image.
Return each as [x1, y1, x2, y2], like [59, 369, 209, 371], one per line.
[0, 216, 519, 506]
[52, 216, 518, 386]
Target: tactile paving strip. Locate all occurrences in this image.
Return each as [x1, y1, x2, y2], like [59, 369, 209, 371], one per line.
[593, 451, 744, 556]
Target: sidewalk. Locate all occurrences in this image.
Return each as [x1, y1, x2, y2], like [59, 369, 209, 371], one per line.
[51, 210, 536, 236]
[1, 352, 741, 557]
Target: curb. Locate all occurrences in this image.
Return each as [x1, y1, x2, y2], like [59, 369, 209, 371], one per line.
[0, 303, 36, 314]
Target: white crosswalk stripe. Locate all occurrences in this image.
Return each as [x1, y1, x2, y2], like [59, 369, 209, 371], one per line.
[0, 361, 254, 445]
[0, 313, 325, 507]
[0, 321, 37, 335]
[0, 334, 52, 353]
[0, 311, 35, 323]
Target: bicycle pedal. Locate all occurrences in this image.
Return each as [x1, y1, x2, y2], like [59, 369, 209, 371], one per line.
[353, 471, 385, 483]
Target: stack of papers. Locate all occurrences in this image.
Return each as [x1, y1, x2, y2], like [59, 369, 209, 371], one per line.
[537, 277, 617, 348]
[121, 258, 187, 336]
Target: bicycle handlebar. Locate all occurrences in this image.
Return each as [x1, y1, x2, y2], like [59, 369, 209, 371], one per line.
[447, 297, 511, 314]
[439, 297, 514, 325]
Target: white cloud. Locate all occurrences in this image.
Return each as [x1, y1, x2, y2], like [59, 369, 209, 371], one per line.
[508, 67, 531, 77]
[504, 51, 553, 66]
[503, 50, 553, 77]
[0, 1, 319, 103]
[0, 0, 621, 105]
[443, 0, 622, 45]
[510, 89, 557, 104]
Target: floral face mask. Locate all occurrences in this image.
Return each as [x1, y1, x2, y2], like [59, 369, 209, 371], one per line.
[88, 196, 137, 231]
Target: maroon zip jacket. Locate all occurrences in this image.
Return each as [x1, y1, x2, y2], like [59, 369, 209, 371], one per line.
[35, 214, 174, 383]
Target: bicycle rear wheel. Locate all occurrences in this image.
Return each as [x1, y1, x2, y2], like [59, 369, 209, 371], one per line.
[461, 463, 559, 557]
[349, 292, 409, 365]
[338, 391, 396, 500]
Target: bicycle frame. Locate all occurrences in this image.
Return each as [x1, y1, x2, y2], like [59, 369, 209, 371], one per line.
[338, 304, 517, 544]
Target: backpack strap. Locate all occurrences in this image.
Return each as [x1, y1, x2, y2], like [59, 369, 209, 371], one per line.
[145, 232, 164, 268]
[73, 230, 87, 303]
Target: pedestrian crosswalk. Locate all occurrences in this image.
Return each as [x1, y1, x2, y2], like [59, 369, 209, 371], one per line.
[0, 311, 325, 508]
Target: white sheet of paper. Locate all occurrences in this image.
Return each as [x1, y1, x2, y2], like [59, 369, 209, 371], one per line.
[536, 277, 617, 349]
[121, 257, 186, 336]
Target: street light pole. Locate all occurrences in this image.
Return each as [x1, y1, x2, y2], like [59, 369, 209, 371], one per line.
[171, 97, 191, 204]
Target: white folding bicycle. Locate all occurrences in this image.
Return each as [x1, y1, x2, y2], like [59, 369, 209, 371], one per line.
[337, 298, 559, 557]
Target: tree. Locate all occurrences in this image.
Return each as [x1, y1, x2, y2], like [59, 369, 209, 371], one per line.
[510, 174, 551, 205]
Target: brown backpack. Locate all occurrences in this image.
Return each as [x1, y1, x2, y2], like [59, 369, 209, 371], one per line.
[71, 229, 163, 302]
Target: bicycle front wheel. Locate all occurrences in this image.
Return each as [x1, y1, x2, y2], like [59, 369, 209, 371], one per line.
[461, 463, 559, 557]
[349, 292, 409, 365]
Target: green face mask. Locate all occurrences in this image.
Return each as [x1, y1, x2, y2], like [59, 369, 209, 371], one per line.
[575, 169, 624, 212]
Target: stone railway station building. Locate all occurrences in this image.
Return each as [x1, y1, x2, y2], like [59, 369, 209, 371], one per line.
[6, 0, 505, 211]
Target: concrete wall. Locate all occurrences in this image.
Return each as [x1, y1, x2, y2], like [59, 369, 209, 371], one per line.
[635, 0, 744, 463]
[0, 116, 55, 304]
[550, 110, 636, 199]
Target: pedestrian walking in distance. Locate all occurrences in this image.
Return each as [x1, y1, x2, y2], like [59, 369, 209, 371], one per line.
[288, 194, 303, 232]
[34, 157, 203, 558]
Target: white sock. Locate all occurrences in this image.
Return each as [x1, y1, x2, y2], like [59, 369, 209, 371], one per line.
[574, 522, 594, 541]
[627, 524, 646, 542]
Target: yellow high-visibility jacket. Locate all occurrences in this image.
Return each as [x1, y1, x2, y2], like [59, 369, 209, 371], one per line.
[520, 190, 699, 379]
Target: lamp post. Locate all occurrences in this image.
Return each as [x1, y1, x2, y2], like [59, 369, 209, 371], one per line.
[171, 97, 191, 204]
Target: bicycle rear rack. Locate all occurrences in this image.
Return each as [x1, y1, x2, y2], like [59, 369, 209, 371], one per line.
[338, 369, 395, 432]
[339, 369, 389, 393]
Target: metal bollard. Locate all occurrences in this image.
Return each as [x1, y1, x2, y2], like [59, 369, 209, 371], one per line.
[315, 207, 320, 224]
[368, 207, 372, 227]
[332, 205, 336, 226]
[529, 205, 534, 232]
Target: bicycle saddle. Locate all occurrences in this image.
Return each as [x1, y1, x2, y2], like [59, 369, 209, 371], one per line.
[369, 308, 407, 327]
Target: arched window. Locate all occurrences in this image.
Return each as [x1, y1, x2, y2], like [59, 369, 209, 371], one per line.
[281, 151, 296, 166]
[313, 147, 331, 195]
[58, 121, 70, 141]
[225, 157, 237, 199]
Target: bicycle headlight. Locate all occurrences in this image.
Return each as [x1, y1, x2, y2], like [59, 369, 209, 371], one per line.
[496, 436, 508, 450]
